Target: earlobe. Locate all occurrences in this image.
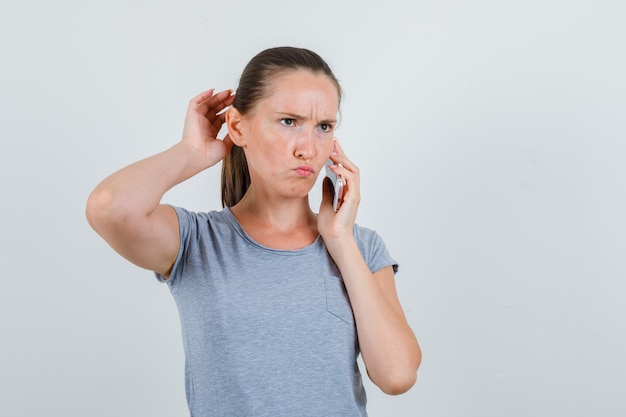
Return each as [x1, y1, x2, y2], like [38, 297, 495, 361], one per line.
[226, 108, 246, 147]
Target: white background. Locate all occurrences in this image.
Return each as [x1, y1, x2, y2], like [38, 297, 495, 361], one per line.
[1, 1, 625, 416]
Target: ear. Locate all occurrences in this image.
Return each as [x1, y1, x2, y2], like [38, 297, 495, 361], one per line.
[226, 107, 247, 147]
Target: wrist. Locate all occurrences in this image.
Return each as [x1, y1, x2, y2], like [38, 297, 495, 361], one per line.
[172, 141, 212, 176]
[323, 234, 358, 263]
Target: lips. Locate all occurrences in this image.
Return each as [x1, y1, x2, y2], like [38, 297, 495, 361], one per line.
[294, 165, 314, 177]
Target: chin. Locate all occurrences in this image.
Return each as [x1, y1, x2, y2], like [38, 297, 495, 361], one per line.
[289, 178, 318, 195]
[288, 185, 315, 199]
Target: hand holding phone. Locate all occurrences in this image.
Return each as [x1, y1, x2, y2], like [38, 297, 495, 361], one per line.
[325, 159, 345, 212]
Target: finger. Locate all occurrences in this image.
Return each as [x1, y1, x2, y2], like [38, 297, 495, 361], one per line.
[198, 90, 234, 119]
[333, 166, 358, 194]
[219, 133, 234, 155]
[327, 158, 355, 179]
[215, 111, 227, 125]
[199, 89, 233, 110]
[329, 139, 358, 173]
[190, 89, 215, 108]
[333, 137, 344, 155]
[211, 111, 228, 133]
[328, 138, 348, 165]
[214, 94, 235, 115]
[205, 99, 233, 125]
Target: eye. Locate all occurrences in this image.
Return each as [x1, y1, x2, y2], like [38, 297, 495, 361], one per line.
[318, 123, 333, 133]
[280, 118, 296, 127]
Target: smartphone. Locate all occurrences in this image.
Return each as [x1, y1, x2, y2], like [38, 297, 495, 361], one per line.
[325, 159, 345, 212]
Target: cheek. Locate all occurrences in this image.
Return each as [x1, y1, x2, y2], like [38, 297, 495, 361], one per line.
[317, 135, 335, 156]
[254, 134, 288, 171]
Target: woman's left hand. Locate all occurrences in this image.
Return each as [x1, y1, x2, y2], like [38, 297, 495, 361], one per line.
[319, 140, 421, 394]
[318, 139, 361, 244]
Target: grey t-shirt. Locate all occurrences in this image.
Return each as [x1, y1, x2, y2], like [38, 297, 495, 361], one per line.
[157, 206, 397, 417]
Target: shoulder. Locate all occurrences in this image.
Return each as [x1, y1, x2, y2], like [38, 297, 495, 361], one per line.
[170, 205, 227, 221]
[169, 206, 238, 249]
[160, 207, 239, 286]
[170, 206, 231, 230]
[352, 223, 390, 250]
[352, 223, 398, 274]
[353, 223, 380, 242]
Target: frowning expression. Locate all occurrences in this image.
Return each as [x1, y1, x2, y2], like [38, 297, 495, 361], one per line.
[232, 69, 340, 198]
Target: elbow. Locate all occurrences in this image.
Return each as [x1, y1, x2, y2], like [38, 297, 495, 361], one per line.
[85, 187, 128, 234]
[85, 188, 103, 231]
[374, 347, 422, 395]
[378, 369, 418, 395]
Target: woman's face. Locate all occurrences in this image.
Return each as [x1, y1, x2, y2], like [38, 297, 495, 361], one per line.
[237, 69, 340, 199]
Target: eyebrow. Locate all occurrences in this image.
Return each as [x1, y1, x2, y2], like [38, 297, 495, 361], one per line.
[276, 112, 337, 124]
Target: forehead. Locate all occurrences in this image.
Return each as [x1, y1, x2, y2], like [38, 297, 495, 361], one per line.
[261, 70, 340, 115]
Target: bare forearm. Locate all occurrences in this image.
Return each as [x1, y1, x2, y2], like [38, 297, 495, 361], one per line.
[328, 238, 421, 394]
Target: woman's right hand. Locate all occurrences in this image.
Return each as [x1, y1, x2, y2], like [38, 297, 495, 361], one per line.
[181, 89, 235, 168]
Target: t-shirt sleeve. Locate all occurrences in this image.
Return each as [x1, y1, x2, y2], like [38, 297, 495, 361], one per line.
[353, 224, 399, 275]
[154, 205, 196, 289]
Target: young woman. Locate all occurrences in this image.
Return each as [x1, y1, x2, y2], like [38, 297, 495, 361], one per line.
[86, 47, 421, 416]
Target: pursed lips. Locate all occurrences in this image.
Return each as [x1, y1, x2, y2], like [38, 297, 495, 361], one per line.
[294, 165, 315, 177]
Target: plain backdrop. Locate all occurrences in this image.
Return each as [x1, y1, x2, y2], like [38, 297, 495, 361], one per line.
[1, 1, 625, 416]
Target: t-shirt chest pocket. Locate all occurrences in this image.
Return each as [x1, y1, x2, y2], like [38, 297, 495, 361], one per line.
[324, 275, 355, 325]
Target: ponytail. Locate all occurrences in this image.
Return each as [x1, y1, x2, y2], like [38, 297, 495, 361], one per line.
[221, 145, 250, 207]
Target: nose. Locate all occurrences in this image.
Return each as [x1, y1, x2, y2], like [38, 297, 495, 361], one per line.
[295, 129, 315, 159]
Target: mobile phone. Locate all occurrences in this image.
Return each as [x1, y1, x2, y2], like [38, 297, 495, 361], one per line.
[325, 159, 345, 212]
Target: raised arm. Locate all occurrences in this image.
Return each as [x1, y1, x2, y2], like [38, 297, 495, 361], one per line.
[86, 89, 234, 277]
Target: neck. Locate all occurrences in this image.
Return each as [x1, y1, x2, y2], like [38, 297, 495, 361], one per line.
[229, 186, 319, 250]
[231, 186, 316, 230]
